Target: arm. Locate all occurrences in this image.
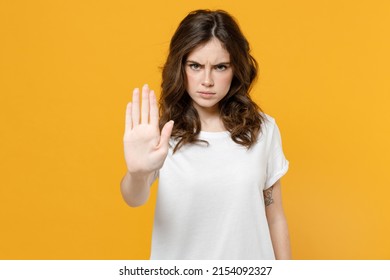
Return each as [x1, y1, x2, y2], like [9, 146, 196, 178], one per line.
[120, 170, 156, 207]
[121, 84, 173, 207]
[264, 179, 292, 259]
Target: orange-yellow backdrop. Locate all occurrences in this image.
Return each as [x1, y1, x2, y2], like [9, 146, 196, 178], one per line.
[1, 0, 389, 259]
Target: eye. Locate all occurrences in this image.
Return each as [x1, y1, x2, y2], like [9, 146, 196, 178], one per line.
[215, 64, 228, 71]
[188, 63, 201, 71]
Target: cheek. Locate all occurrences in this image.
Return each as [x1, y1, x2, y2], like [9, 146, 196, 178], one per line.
[185, 72, 198, 88]
[218, 73, 234, 89]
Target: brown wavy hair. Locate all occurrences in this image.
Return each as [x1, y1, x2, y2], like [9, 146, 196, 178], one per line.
[159, 9, 264, 152]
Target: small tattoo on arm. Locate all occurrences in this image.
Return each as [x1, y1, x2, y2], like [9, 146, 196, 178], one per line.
[264, 186, 274, 207]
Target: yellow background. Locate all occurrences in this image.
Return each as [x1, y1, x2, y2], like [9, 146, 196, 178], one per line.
[1, 0, 389, 259]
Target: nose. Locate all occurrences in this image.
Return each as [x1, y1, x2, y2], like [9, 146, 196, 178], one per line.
[201, 69, 214, 87]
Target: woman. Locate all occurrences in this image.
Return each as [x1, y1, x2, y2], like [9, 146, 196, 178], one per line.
[121, 9, 291, 260]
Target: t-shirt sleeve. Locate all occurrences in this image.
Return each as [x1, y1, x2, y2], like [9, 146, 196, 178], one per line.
[264, 121, 289, 189]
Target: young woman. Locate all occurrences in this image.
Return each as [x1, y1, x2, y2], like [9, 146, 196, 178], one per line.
[121, 9, 291, 260]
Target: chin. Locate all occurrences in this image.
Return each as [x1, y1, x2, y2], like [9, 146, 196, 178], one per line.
[194, 101, 219, 111]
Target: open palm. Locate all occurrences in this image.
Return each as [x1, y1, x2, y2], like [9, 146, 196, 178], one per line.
[123, 84, 173, 175]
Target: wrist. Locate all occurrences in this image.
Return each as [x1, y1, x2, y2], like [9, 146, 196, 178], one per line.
[126, 169, 155, 182]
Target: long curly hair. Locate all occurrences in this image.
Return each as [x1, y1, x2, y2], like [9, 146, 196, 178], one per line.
[159, 9, 264, 152]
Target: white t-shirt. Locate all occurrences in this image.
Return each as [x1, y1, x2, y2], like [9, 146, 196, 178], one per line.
[150, 114, 289, 259]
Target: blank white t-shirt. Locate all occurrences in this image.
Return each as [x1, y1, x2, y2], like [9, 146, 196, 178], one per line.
[150, 114, 289, 259]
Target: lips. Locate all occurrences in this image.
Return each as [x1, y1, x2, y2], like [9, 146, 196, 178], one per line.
[198, 91, 215, 99]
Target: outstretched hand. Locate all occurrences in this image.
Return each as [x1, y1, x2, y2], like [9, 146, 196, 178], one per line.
[123, 84, 173, 175]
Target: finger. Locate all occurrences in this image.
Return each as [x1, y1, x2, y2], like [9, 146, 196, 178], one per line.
[158, 120, 174, 150]
[125, 102, 132, 132]
[141, 84, 150, 125]
[132, 88, 140, 126]
[149, 90, 159, 127]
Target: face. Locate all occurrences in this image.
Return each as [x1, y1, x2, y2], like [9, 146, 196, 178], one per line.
[185, 38, 234, 115]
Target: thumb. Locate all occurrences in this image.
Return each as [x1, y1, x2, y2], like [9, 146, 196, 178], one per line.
[158, 120, 174, 150]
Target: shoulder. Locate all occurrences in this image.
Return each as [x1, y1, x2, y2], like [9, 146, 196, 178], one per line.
[259, 112, 277, 132]
[260, 112, 276, 124]
[257, 112, 286, 146]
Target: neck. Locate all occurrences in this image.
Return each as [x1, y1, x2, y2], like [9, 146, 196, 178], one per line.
[195, 106, 226, 132]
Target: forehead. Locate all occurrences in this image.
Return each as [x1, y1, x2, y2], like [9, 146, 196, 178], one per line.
[187, 38, 230, 62]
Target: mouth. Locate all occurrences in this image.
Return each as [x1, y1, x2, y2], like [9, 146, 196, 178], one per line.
[198, 91, 216, 99]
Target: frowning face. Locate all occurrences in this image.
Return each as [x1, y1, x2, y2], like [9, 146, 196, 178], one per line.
[185, 38, 234, 115]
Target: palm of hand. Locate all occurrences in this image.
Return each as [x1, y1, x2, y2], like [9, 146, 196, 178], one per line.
[123, 85, 173, 174]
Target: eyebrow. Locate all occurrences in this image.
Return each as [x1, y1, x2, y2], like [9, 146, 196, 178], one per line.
[185, 60, 231, 66]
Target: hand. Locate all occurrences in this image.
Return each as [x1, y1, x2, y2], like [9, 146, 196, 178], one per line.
[123, 84, 174, 175]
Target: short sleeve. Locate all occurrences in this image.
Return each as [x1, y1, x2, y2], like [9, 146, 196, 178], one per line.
[264, 120, 289, 189]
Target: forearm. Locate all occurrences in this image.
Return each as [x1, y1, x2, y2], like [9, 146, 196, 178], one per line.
[268, 217, 291, 259]
[120, 171, 156, 207]
[264, 180, 291, 259]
